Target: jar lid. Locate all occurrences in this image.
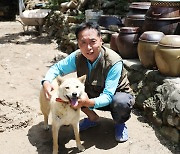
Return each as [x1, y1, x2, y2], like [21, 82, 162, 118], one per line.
[119, 27, 140, 34]
[158, 35, 180, 47]
[139, 31, 165, 42]
[129, 2, 151, 10]
[150, 0, 180, 2]
[126, 14, 145, 19]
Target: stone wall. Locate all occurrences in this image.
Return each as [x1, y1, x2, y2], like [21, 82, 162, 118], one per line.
[123, 59, 180, 143]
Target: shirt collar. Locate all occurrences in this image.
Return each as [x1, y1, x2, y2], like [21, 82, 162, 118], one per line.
[87, 51, 102, 68]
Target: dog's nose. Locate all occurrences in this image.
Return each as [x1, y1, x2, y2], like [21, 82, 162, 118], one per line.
[72, 92, 77, 97]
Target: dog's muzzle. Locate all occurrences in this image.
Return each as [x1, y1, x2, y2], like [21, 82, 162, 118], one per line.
[66, 92, 79, 107]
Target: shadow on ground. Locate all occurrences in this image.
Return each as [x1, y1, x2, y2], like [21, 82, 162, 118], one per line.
[28, 117, 117, 154]
[0, 30, 53, 45]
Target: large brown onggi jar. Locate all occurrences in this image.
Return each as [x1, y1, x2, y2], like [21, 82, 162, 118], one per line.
[127, 2, 151, 15]
[116, 27, 140, 59]
[155, 35, 180, 77]
[138, 31, 165, 69]
[110, 33, 119, 52]
[124, 14, 145, 32]
[142, 1, 180, 35]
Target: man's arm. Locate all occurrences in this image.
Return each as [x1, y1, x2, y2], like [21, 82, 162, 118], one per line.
[92, 61, 123, 109]
[42, 51, 77, 84]
[41, 51, 77, 99]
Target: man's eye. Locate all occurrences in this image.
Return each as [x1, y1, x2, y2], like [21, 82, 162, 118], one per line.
[81, 41, 86, 44]
[91, 40, 96, 44]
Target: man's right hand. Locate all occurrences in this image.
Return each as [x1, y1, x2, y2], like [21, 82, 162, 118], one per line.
[42, 80, 54, 100]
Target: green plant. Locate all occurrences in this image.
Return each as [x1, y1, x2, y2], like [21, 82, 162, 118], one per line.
[114, 0, 129, 16]
[45, 0, 68, 10]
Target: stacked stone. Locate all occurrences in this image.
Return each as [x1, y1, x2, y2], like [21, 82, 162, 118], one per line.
[123, 59, 180, 143]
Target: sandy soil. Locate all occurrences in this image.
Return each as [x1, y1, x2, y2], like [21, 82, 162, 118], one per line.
[0, 20, 178, 154]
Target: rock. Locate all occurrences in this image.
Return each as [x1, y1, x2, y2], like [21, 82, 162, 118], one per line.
[124, 59, 180, 143]
[160, 126, 179, 143]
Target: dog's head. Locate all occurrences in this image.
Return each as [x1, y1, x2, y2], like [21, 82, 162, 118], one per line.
[56, 75, 86, 107]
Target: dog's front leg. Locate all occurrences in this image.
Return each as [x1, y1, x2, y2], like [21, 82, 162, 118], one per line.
[72, 123, 85, 152]
[43, 113, 49, 130]
[52, 121, 60, 154]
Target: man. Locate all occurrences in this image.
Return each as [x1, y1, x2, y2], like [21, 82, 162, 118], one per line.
[42, 21, 135, 142]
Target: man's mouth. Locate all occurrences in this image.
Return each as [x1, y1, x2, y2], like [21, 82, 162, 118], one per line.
[87, 51, 94, 55]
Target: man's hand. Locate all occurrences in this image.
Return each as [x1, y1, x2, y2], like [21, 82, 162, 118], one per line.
[71, 93, 95, 109]
[43, 80, 54, 100]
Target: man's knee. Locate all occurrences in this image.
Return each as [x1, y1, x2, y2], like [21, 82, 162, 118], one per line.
[112, 92, 134, 108]
[110, 92, 135, 123]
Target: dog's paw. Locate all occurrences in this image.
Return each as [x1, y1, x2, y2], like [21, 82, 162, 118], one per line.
[43, 125, 49, 131]
[78, 144, 85, 152]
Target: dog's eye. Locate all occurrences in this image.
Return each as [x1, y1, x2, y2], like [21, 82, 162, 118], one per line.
[65, 87, 69, 89]
[76, 86, 79, 88]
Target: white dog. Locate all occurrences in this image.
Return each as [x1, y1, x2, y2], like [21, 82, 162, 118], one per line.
[39, 75, 86, 154]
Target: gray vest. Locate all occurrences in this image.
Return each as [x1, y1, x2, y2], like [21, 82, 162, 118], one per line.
[75, 46, 133, 98]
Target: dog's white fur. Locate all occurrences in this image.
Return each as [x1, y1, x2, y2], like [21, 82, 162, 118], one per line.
[39, 75, 86, 154]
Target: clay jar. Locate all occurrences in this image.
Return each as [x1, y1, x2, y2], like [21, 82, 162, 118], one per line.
[128, 2, 151, 15]
[110, 33, 119, 52]
[116, 27, 140, 59]
[124, 14, 145, 31]
[155, 35, 180, 77]
[142, 1, 180, 35]
[138, 31, 165, 69]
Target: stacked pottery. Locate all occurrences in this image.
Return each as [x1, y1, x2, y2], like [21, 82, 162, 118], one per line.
[110, 33, 119, 52]
[124, 2, 150, 32]
[127, 2, 151, 15]
[116, 27, 140, 59]
[155, 35, 180, 77]
[124, 14, 145, 31]
[138, 31, 165, 69]
[142, 0, 180, 35]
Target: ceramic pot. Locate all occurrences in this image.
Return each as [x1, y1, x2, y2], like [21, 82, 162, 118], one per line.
[128, 2, 151, 15]
[155, 35, 180, 77]
[98, 15, 123, 28]
[116, 27, 140, 59]
[146, 1, 180, 19]
[138, 31, 165, 69]
[110, 33, 119, 52]
[124, 14, 145, 31]
[142, 1, 180, 35]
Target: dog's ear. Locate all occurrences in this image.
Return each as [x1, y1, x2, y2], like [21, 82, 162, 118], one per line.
[78, 75, 86, 84]
[56, 75, 64, 85]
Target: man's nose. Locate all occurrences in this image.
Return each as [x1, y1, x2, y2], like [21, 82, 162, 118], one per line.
[87, 44, 92, 50]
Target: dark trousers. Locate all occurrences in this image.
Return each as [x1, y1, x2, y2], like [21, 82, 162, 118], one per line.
[97, 92, 135, 124]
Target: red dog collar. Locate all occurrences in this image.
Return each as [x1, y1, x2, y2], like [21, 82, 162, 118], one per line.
[56, 98, 65, 103]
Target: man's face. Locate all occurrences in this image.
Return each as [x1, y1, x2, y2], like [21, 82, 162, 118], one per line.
[77, 28, 103, 63]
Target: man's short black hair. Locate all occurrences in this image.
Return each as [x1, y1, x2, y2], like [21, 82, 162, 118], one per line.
[75, 21, 101, 39]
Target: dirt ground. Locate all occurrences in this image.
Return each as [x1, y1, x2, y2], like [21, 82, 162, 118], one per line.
[0, 20, 179, 154]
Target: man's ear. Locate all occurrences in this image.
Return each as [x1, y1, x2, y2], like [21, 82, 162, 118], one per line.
[78, 75, 86, 84]
[56, 75, 64, 85]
